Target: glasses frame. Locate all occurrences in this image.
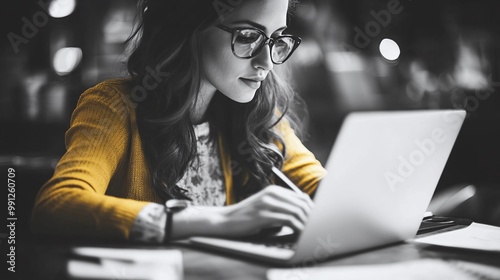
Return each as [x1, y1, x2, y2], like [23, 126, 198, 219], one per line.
[216, 24, 302, 65]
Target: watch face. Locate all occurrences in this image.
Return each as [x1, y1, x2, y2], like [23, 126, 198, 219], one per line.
[166, 199, 189, 211]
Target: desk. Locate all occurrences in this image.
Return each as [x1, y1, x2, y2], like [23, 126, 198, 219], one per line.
[14, 223, 500, 280]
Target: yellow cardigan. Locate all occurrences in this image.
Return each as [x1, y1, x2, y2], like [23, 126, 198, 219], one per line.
[31, 78, 326, 241]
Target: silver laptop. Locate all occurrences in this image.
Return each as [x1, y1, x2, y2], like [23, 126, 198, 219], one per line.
[189, 110, 466, 265]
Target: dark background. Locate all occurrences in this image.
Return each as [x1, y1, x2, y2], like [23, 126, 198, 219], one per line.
[1, 0, 500, 277]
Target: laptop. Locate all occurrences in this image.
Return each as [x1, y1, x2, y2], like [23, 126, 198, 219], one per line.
[189, 110, 466, 265]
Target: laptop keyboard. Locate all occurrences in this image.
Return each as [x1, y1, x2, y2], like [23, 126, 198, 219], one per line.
[262, 241, 298, 250]
[246, 233, 299, 250]
[237, 226, 299, 252]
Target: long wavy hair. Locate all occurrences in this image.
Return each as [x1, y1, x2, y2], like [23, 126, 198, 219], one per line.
[126, 0, 304, 203]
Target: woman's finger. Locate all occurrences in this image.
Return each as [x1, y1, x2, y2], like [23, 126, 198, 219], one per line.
[258, 210, 305, 233]
[262, 186, 313, 218]
[259, 195, 308, 224]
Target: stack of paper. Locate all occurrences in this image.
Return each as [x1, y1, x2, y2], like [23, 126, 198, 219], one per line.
[267, 259, 500, 280]
[67, 247, 183, 280]
[413, 222, 500, 252]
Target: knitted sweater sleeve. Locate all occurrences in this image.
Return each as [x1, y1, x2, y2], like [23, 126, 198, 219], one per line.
[278, 120, 327, 196]
[31, 83, 150, 240]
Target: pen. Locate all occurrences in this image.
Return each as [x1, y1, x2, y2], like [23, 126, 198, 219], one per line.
[271, 166, 303, 194]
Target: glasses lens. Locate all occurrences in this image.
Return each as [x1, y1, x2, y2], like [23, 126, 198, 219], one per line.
[271, 37, 296, 63]
[233, 29, 265, 58]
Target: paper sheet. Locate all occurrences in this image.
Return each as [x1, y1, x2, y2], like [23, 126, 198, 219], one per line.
[413, 222, 500, 252]
[67, 247, 183, 280]
[267, 259, 500, 280]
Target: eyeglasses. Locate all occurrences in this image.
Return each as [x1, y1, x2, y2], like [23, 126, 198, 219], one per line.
[216, 24, 301, 65]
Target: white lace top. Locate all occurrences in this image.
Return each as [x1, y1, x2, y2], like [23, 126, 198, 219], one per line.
[176, 122, 226, 206]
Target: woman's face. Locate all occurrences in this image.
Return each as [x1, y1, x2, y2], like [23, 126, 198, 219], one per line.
[201, 0, 289, 103]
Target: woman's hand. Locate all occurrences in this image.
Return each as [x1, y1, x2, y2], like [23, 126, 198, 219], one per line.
[171, 185, 314, 239]
[219, 185, 314, 237]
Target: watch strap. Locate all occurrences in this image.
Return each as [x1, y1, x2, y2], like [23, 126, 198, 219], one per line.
[164, 209, 174, 244]
[163, 200, 189, 244]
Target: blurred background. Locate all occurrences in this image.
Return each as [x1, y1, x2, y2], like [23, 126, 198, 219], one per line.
[0, 0, 499, 242]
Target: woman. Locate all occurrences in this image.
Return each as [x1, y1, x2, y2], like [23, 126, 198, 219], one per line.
[31, 0, 326, 243]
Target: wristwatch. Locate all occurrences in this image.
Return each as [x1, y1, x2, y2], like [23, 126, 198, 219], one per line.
[163, 199, 189, 244]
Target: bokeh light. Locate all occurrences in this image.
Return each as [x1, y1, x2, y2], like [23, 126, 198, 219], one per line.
[48, 0, 76, 18]
[53, 47, 82, 75]
[379, 38, 400, 61]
